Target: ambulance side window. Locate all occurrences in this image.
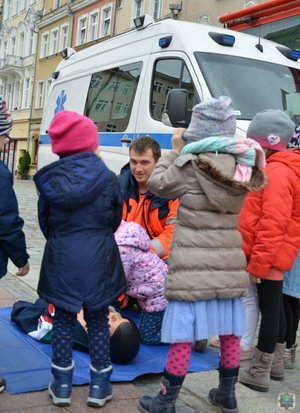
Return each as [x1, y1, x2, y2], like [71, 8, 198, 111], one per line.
[151, 58, 197, 121]
[85, 61, 143, 132]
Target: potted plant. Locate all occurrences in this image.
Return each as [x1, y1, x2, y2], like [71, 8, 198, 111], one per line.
[17, 151, 31, 179]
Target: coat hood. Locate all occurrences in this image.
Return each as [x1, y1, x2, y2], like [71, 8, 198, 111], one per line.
[190, 152, 266, 214]
[267, 149, 300, 179]
[34, 153, 112, 210]
[115, 221, 150, 252]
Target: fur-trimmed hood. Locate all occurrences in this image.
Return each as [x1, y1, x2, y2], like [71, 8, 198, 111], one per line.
[178, 152, 266, 214]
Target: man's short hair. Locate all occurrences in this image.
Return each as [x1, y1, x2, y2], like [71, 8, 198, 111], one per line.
[129, 136, 161, 162]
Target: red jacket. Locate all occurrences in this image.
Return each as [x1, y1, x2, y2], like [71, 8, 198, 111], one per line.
[238, 149, 300, 278]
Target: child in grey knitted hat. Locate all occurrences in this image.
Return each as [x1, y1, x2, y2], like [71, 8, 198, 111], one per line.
[247, 109, 295, 151]
[183, 95, 236, 142]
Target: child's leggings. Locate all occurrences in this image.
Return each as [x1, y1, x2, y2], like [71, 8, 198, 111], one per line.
[165, 335, 240, 376]
[52, 306, 111, 371]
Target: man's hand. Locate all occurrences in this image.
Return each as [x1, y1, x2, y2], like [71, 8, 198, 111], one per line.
[16, 262, 29, 276]
[171, 128, 186, 154]
[249, 274, 261, 284]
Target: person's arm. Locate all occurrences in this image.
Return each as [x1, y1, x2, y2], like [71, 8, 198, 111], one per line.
[150, 198, 179, 259]
[113, 182, 123, 233]
[147, 128, 188, 200]
[37, 195, 50, 239]
[0, 171, 29, 274]
[247, 166, 294, 278]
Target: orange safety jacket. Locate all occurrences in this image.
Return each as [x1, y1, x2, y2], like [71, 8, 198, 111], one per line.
[118, 168, 179, 260]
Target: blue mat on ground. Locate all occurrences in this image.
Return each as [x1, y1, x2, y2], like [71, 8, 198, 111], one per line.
[0, 307, 219, 394]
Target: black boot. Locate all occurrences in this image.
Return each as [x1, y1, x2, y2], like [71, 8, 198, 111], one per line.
[208, 365, 239, 413]
[0, 377, 5, 393]
[139, 370, 184, 413]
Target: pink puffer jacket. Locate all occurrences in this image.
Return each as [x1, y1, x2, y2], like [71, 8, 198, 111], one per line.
[115, 221, 168, 312]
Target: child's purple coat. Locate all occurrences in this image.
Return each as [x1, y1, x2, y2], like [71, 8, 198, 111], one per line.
[115, 221, 168, 313]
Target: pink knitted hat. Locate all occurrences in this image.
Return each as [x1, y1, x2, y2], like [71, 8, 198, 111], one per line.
[48, 110, 99, 156]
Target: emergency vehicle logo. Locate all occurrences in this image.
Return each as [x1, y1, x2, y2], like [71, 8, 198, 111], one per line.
[54, 90, 67, 114]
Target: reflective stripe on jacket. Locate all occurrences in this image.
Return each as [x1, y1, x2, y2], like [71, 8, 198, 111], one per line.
[118, 168, 179, 260]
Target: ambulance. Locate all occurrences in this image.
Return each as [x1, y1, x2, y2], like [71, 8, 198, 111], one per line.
[39, 14, 300, 172]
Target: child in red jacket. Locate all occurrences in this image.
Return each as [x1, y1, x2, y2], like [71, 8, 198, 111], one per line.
[238, 109, 299, 392]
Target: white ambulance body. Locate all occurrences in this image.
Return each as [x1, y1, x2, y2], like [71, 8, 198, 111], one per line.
[39, 15, 300, 172]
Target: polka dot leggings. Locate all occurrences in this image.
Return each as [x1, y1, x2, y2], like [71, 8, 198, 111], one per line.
[52, 307, 111, 371]
[165, 335, 240, 376]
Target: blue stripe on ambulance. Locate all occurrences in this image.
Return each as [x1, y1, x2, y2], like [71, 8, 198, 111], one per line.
[40, 132, 173, 150]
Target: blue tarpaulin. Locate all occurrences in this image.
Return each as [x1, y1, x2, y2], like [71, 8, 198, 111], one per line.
[0, 307, 219, 394]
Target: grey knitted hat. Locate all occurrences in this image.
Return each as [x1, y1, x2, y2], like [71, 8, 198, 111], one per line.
[247, 109, 295, 151]
[0, 98, 12, 137]
[183, 96, 236, 141]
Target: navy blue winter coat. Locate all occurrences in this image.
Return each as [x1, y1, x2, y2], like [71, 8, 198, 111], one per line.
[34, 153, 127, 313]
[0, 161, 28, 278]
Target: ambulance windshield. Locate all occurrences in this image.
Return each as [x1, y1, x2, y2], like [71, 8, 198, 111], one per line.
[195, 52, 300, 121]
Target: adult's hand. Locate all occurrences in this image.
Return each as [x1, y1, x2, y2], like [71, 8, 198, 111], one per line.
[171, 128, 186, 154]
[16, 262, 30, 276]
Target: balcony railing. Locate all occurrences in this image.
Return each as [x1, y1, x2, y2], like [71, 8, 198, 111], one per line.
[0, 55, 22, 69]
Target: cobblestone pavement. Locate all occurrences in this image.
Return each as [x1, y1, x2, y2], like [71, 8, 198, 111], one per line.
[1, 179, 299, 413]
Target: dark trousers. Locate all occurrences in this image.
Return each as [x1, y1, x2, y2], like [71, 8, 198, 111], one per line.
[52, 306, 111, 370]
[283, 294, 300, 349]
[256, 279, 286, 354]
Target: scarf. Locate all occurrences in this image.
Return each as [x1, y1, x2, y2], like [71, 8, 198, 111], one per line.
[181, 136, 266, 182]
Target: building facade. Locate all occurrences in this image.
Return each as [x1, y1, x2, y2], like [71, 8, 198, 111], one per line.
[0, 0, 256, 176]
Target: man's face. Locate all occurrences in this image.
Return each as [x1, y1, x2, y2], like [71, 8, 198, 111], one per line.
[130, 148, 157, 187]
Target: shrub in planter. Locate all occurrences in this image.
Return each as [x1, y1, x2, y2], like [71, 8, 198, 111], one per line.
[17, 151, 31, 179]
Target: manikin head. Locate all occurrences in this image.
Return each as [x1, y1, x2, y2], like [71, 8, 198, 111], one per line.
[108, 307, 140, 364]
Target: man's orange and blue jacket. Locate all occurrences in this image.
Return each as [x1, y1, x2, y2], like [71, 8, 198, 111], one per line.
[118, 168, 179, 260]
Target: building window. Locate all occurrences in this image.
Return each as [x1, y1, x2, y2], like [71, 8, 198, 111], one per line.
[19, 0, 26, 10]
[11, 36, 16, 55]
[95, 100, 109, 111]
[77, 17, 87, 45]
[153, 0, 162, 20]
[13, 81, 20, 109]
[89, 12, 99, 41]
[107, 80, 120, 92]
[4, 0, 11, 20]
[23, 78, 30, 108]
[50, 28, 58, 55]
[114, 102, 122, 113]
[45, 79, 52, 99]
[153, 80, 162, 93]
[60, 25, 69, 51]
[19, 32, 25, 57]
[133, 0, 143, 18]
[12, 0, 19, 15]
[106, 123, 116, 132]
[100, 5, 112, 37]
[40, 32, 49, 58]
[36, 80, 44, 108]
[53, 0, 60, 8]
[28, 30, 35, 55]
[4, 41, 8, 57]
